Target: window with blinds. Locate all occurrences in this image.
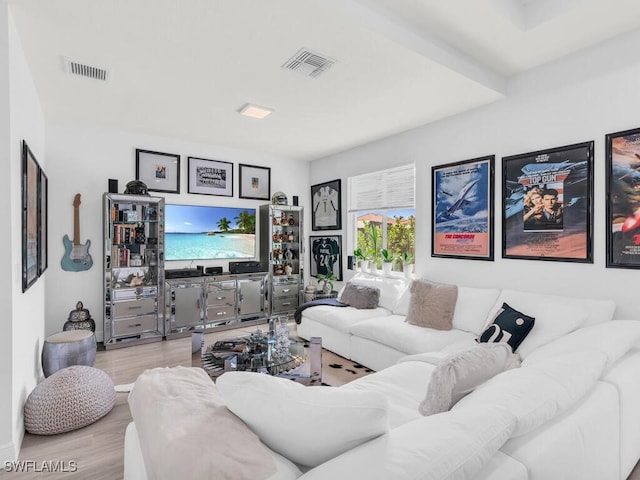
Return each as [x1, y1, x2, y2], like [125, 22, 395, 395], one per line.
[348, 164, 415, 272]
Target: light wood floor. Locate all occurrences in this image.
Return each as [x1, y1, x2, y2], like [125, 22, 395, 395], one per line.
[3, 323, 640, 479]
[0, 323, 370, 479]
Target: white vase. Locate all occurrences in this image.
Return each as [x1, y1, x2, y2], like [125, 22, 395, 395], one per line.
[382, 263, 392, 275]
[403, 263, 414, 278]
[368, 262, 377, 275]
[360, 260, 369, 272]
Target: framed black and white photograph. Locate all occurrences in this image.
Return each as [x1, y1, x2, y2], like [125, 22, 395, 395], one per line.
[432, 155, 494, 261]
[606, 127, 640, 269]
[38, 167, 48, 276]
[188, 157, 233, 196]
[311, 179, 341, 231]
[310, 235, 343, 280]
[22, 141, 39, 292]
[502, 141, 594, 263]
[239, 164, 270, 200]
[136, 149, 181, 194]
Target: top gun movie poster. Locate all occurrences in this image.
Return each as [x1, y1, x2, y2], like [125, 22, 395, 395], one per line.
[606, 127, 640, 269]
[432, 156, 494, 260]
[502, 141, 593, 263]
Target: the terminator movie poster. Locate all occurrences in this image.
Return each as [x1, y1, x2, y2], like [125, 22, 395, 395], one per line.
[432, 155, 494, 260]
[502, 142, 593, 262]
[606, 128, 640, 269]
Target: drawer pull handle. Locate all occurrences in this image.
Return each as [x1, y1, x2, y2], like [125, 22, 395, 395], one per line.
[216, 312, 227, 316]
[216, 296, 225, 300]
[129, 323, 142, 327]
[282, 302, 291, 306]
[282, 289, 290, 293]
[128, 306, 142, 310]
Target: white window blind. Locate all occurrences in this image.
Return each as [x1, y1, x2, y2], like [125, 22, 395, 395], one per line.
[348, 164, 415, 212]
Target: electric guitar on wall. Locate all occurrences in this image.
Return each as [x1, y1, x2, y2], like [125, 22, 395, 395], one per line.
[61, 193, 93, 271]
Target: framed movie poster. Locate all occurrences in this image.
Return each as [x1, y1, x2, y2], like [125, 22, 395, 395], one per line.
[188, 157, 233, 197]
[309, 235, 343, 281]
[22, 141, 40, 292]
[605, 127, 640, 268]
[502, 141, 594, 263]
[432, 155, 494, 261]
[311, 179, 341, 231]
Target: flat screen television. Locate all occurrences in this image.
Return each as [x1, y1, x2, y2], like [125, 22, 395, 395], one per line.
[164, 204, 256, 261]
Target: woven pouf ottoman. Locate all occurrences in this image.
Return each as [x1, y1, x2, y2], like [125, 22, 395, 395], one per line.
[42, 330, 97, 377]
[24, 366, 115, 435]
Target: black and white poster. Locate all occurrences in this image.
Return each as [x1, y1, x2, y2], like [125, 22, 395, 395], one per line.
[188, 157, 233, 197]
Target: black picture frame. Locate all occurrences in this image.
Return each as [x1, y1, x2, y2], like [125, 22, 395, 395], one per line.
[239, 164, 271, 200]
[311, 179, 342, 231]
[188, 156, 233, 196]
[431, 155, 495, 261]
[38, 167, 48, 276]
[605, 127, 640, 268]
[502, 141, 594, 263]
[136, 149, 181, 194]
[309, 235, 343, 280]
[22, 141, 40, 292]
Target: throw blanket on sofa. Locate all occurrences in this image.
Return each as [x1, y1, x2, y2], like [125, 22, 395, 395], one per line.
[294, 298, 347, 324]
[128, 366, 276, 480]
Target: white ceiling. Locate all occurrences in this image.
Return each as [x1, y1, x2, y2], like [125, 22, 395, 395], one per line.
[8, 0, 640, 161]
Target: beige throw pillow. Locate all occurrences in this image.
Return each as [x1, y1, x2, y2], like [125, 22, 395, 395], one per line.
[419, 343, 521, 416]
[405, 279, 458, 330]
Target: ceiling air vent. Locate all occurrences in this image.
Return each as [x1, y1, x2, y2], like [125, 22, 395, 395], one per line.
[282, 48, 336, 79]
[62, 57, 111, 82]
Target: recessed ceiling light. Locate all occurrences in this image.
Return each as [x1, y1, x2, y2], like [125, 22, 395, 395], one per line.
[238, 103, 274, 119]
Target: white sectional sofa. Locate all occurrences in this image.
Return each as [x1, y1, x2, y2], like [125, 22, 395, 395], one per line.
[123, 273, 640, 480]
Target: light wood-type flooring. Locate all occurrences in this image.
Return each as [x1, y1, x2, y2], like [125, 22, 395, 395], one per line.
[2, 322, 640, 479]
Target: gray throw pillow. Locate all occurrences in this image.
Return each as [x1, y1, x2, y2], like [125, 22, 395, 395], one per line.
[419, 343, 521, 416]
[405, 279, 458, 330]
[340, 282, 380, 309]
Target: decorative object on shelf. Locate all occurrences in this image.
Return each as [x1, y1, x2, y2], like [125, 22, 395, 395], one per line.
[136, 148, 180, 194]
[381, 249, 395, 275]
[240, 164, 271, 200]
[272, 191, 288, 205]
[502, 141, 594, 263]
[310, 235, 343, 281]
[311, 179, 342, 231]
[304, 284, 316, 303]
[123, 180, 149, 195]
[61, 193, 93, 272]
[315, 271, 337, 294]
[22, 141, 47, 292]
[63, 300, 96, 332]
[402, 251, 414, 277]
[188, 156, 233, 197]
[605, 127, 640, 269]
[432, 155, 495, 261]
[273, 316, 291, 362]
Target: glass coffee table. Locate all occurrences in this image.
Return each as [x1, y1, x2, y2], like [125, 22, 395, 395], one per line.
[192, 325, 322, 385]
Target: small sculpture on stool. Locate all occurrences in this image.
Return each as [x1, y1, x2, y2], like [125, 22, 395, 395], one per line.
[63, 300, 96, 332]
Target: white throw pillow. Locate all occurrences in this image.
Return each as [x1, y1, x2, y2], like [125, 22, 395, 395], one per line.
[419, 343, 521, 415]
[483, 290, 588, 358]
[216, 372, 389, 467]
[452, 286, 501, 335]
[297, 405, 516, 480]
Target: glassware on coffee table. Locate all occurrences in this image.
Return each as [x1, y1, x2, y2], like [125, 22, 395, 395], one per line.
[193, 317, 322, 385]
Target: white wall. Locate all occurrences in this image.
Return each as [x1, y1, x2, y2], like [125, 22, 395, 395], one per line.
[311, 28, 640, 320]
[45, 123, 310, 341]
[0, 2, 46, 463]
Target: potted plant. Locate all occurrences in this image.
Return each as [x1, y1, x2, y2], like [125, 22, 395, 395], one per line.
[381, 249, 395, 275]
[315, 271, 337, 294]
[364, 221, 381, 274]
[353, 248, 367, 272]
[402, 251, 414, 277]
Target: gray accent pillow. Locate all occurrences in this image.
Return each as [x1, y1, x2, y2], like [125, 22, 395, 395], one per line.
[340, 282, 380, 309]
[405, 279, 458, 330]
[419, 343, 521, 416]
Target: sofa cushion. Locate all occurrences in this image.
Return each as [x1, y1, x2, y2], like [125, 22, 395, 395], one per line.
[419, 343, 521, 416]
[405, 279, 458, 330]
[302, 305, 391, 334]
[216, 371, 389, 468]
[478, 303, 535, 352]
[453, 350, 608, 437]
[452, 286, 502, 335]
[350, 315, 477, 356]
[297, 405, 516, 480]
[340, 282, 379, 309]
[485, 291, 589, 358]
[339, 273, 409, 311]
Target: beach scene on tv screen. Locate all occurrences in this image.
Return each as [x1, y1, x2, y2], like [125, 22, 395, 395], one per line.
[165, 204, 256, 260]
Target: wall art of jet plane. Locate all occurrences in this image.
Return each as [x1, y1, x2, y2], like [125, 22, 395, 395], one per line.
[438, 179, 479, 220]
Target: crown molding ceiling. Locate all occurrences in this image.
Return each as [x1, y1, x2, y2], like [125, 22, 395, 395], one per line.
[8, 0, 640, 161]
